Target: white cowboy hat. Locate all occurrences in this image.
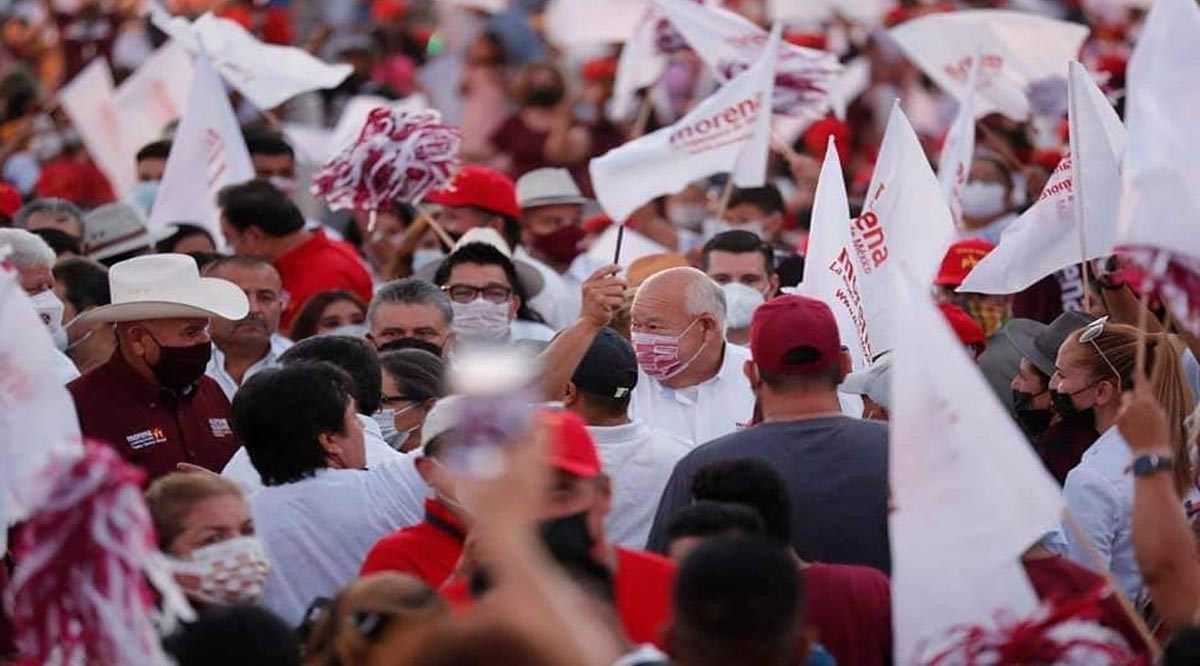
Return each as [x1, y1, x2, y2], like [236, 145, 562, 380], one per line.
[68, 254, 249, 328]
[515, 168, 589, 209]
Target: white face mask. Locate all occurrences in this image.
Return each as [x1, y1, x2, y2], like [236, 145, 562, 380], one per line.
[129, 180, 160, 217]
[268, 176, 298, 197]
[322, 323, 369, 338]
[960, 181, 1009, 219]
[30, 289, 68, 351]
[721, 282, 766, 331]
[373, 404, 420, 450]
[172, 536, 270, 606]
[413, 248, 446, 271]
[451, 298, 512, 343]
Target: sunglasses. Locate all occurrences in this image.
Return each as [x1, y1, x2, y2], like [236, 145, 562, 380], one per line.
[1078, 316, 1122, 386]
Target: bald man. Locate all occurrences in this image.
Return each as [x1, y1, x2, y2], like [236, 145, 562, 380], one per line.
[538, 264, 755, 448]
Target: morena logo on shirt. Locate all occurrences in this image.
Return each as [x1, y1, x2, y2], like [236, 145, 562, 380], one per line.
[126, 428, 168, 450]
[209, 418, 233, 439]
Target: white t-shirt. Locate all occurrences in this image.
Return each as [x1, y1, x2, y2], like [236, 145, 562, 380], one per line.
[515, 246, 580, 330]
[629, 342, 756, 448]
[205, 334, 294, 402]
[590, 420, 690, 549]
[223, 414, 408, 496]
[251, 454, 427, 626]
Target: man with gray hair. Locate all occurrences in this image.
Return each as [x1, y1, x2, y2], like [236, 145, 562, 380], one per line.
[366, 277, 455, 357]
[14, 198, 85, 241]
[0, 228, 80, 383]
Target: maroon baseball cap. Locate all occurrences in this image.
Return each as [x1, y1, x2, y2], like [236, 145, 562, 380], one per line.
[749, 294, 841, 375]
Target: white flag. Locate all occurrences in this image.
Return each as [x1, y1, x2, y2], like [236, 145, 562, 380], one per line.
[149, 55, 255, 244]
[889, 10, 1089, 120]
[0, 264, 83, 552]
[544, 0, 648, 46]
[610, 7, 667, 123]
[114, 40, 194, 165]
[654, 0, 839, 119]
[855, 103, 955, 353]
[768, 0, 887, 26]
[801, 137, 871, 368]
[150, 6, 352, 110]
[960, 62, 1125, 295]
[1115, 0, 1200, 257]
[890, 265, 1063, 664]
[938, 50, 981, 229]
[58, 60, 136, 197]
[590, 25, 779, 223]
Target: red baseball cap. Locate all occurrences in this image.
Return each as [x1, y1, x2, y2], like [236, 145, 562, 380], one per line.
[581, 57, 617, 84]
[0, 182, 21, 218]
[541, 410, 602, 478]
[425, 166, 521, 220]
[750, 294, 841, 375]
[935, 238, 996, 287]
[938, 303, 986, 351]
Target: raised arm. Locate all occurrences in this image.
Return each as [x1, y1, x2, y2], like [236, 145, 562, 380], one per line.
[535, 264, 627, 400]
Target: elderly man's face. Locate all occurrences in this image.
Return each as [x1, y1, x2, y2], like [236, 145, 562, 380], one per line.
[24, 210, 83, 241]
[630, 278, 714, 369]
[368, 302, 451, 350]
[18, 264, 54, 295]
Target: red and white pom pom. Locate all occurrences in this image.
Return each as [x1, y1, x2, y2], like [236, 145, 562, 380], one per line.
[312, 107, 462, 215]
[5, 442, 194, 666]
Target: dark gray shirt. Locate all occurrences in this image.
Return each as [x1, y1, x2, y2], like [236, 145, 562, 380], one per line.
[646, 417, 891, 573]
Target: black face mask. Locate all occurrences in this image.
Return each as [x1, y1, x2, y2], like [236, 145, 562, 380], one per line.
[1049, 387, 1097, 428]
[376, 336, 443, 357]
[526, 86, 565, 108]
[539, 511, 595, 566]
[1013, 390, 1052, 434]
[147, 334, 212, 392]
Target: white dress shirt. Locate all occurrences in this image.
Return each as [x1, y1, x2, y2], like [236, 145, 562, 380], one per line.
[629, 342, 756, 448]
[206, 334, 294, 402]
[515, 246, 580, 330]
[223, 414, 409, 496]
[251, 451, 427, 626]
[1061, 425, 1141, 599]
[590, 420, 690, 549]
[52, 349, 80, 385]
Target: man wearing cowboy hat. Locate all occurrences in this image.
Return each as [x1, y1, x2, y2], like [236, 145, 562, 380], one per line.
[67, 254, 250, 480]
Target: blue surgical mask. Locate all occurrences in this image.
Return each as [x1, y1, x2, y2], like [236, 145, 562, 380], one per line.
[130, 180, 160, 217]
[412, 248, 445, 271]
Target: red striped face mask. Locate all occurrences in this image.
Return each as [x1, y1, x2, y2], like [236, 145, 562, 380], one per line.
[631, 318, 706, 381]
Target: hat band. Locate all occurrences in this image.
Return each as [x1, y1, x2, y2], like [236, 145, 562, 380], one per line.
[87, 228, 152, 256]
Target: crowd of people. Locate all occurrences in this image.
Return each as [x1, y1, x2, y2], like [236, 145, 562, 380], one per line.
[3, 0, 1200, 664]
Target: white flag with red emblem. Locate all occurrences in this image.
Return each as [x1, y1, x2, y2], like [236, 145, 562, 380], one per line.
[58, 60, 135, 196]
[610, 7, 667, 123]
[801, 137, 871, 369]
[114, 40, 194, 169]
[543, 0, 648, 47]
[590, 25, 778, 223]
[149, 55, 254, 244]
[960, 61, 1125, 295]
[0, 263, 83, 552]
[937, 50, 981, 229]
[890, 265, 1063, 664]
[889, 10, 1089, 120]
[653, 0, 840, 120]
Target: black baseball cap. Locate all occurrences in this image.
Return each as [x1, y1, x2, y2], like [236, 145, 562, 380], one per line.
[572, 327, 638, 399]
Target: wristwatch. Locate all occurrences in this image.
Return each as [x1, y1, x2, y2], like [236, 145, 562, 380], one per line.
[1132, 454, 1175, 477]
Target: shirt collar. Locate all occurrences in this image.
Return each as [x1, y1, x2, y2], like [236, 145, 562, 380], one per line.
[424, 498, 466, 539]
[586, 420, 647, 445]
[653, 342, 736, 401]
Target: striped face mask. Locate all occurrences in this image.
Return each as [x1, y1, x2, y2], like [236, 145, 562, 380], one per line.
[631, 318, 706, 381]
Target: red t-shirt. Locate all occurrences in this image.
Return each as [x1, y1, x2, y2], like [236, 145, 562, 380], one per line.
[360, 499, 466, 588]
[1022, 555, 1148, 656]
[804, 562, 893, 666]
[274, 229, 373, 333]
[440, 546, 675, 648]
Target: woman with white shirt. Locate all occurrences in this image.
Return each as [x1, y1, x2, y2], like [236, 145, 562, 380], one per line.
[1051, 318, 1194, 599]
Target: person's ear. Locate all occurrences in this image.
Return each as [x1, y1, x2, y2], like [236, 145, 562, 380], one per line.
[839, 350, 852, 384]
[366, 331, 378, 349]
[1097, 378, 1121, 407]
[767, 274, 780, 298]
[318, 431, 345, 466]
[441, 332, 456, 358]
[744, 360, 763, 391]
[415, 456, 436, 485]
[562, 380, 580, 408]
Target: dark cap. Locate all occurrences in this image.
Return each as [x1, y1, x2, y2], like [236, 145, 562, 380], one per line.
[749, 295, 840, 375]
[1002, 311, 1097, 377]
[572, 327, 638, 399]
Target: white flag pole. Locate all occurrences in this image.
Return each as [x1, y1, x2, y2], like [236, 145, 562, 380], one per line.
[1067, 62, 1093, 312]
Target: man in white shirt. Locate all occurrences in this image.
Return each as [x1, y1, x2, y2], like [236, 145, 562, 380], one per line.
[561, 327, 689, 549]
[203, 256, 293, 401]
[514, 167, 588, 328]
[222, 334, 409, 495]
[230, 361, 425, 627]
[628, 267, 755, 446]
[0, 228, 79, 384]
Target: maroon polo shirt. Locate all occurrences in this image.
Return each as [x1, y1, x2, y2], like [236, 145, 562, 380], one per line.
[67, 352, 239, 481]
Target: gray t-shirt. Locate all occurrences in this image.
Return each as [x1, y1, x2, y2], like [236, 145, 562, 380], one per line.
[647, 417, 891, 574]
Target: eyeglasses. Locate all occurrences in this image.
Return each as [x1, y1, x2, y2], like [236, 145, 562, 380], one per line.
[1078, 316, 1122, 386]
[442, 284, 512, 304]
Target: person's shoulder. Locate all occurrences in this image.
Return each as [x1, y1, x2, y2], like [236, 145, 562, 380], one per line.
[807, 561, 891, 588]
[193, 375, 233, 406]
[723, 342, 753, 363]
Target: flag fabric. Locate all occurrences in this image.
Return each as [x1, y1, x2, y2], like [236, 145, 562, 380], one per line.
[610, 7, 668, 123]
[113, 40, 194, 169]
[889, 10, 1089, 120]
[653, 0, 840, 119]
[938, 50, 981, 229]
[589, 25, 779, 223]
[149, 6, 353, 110]
[960, 61, 1125, 296]
[585, 223, 670, 269]
[768, 0, 887, 26]
[543, 0, 648, 47]
[58, 60, 136, 197]
[0, 264, 83, 552]
[890, 265, 1064, 665]
[149, 55, 255, 244]
[801, 137, 871, 369]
